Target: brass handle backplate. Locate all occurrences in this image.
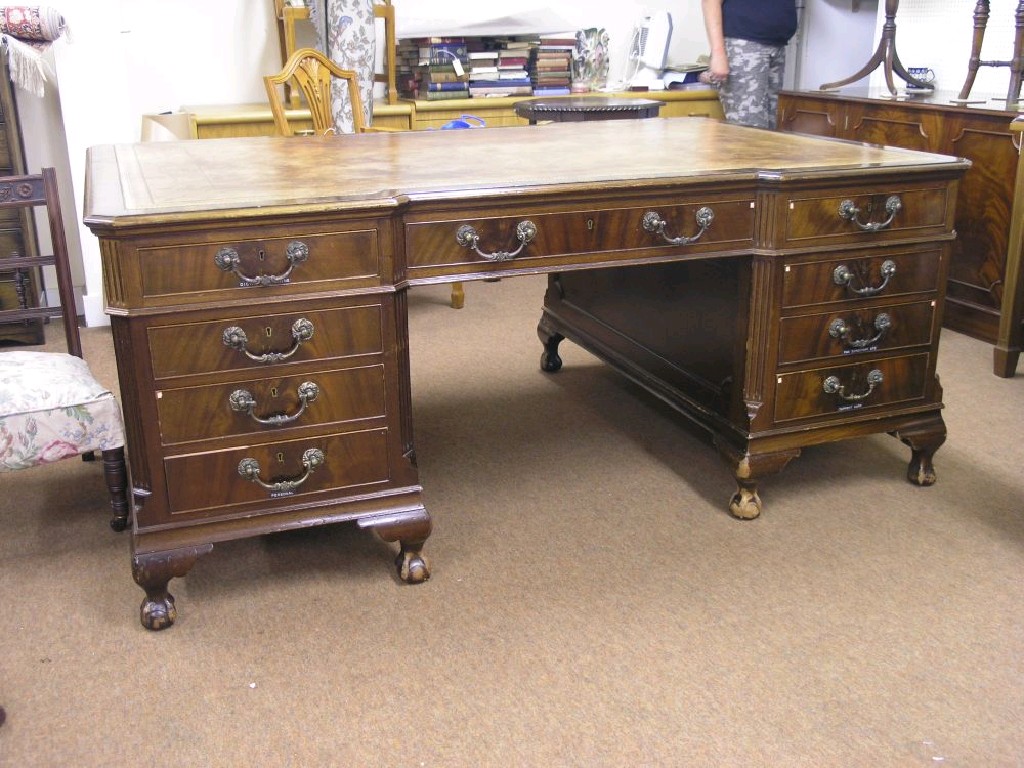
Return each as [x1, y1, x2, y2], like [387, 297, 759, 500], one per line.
[833, 259, 896, 297]
[237, 448, 324, 497]
[455, 220, 537, 261]
[229, 381, 319, 426]
[222, 317, 314, 364]
[838, 195, 902, 232]
[214, 240, 310, 287]
[828, 312, 892, 351]
[822, 368, 884, 402]
[642, 206, 715, 246]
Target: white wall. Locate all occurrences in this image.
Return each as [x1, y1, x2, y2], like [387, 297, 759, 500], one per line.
[17, 0, 884, 326]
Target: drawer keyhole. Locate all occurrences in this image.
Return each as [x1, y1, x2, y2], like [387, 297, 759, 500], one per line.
[258, 248, 266, 261]
[587, 218, 595, 231]
[265, 327, 273, 338]
[270, 387, 280, 398]
[276, 452, 285, 463]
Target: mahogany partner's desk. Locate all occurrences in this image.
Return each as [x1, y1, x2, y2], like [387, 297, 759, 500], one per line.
[84, 120, 968, 629]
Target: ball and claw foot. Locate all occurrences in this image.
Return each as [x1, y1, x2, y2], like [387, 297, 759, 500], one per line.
[396, 548, 430, 584]
[729, 484, 762, 520]
[540, 349, 562, 372]
[140, 593, 177, 631]
[907, 450, 937, 486]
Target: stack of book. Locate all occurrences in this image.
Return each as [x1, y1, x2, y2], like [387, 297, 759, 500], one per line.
[396, 37, 470, 100]
[466, 37, 534, 98]
[530, 34, 574, 96]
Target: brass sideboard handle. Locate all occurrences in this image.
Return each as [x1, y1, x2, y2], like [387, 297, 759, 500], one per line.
[237, 448, 325, 495]
[642, 206, 715, 246]
[822, 368, 884, 401]
[828, 312, 892, 350]
[455, 220, 537, 261]
[833, 259, 896, 296]
[229, 381, 319, 426]
[837, 195, 902, 232]
[222, 317, 314, 363]
[214, 240, 310, 287]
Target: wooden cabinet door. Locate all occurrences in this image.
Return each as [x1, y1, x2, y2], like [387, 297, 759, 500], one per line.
[777, 95, 842, 137]
[844, 103, 942, 152]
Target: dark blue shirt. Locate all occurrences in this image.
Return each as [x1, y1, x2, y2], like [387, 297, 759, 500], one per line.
[722, 0, 798, 46]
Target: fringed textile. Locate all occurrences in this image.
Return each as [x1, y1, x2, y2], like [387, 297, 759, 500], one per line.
[0, 5, 68, 96]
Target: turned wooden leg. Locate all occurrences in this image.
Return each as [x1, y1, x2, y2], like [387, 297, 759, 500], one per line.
[359, 509, 432, 584]
[716, 441, 801, 519]
[537, 317, 565, 373]
[131, 545, 213, 630]
[102, 447, 130, 532]
[450, 281, 465, 309]
[891, 415, 947, 486]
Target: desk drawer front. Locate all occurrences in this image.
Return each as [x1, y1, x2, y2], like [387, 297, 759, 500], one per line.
[137, 228, 381, 302]
[156, 364, 387, 445]
[405, 199, 755, 275]
[783, 184, 951, 246]
[773, 353, 930, 423]
[164, 428, 392, 517]
[782, 248, 941, 308]
[778, 300, 936, 365]
[148, 303, 384, 380]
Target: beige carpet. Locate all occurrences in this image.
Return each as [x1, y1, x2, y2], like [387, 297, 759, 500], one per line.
[1, 274, 1022, 767]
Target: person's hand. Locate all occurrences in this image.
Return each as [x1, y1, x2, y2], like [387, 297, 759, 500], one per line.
[706, 50, 729, 84]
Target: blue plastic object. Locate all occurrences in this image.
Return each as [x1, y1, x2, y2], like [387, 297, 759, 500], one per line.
[439, 115, 486, 130]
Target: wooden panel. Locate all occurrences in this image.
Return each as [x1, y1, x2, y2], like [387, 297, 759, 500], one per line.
[405, 197, 755, 277]
[845, 103, 941, 152]
[156, 364, 387, 445]
[782, 247, 941, 308]
[147, 302, 384, 380]
[778, 299, 936, 364]
[773, 353, 931, 423]
[778, 98, 841, 137]
[164, 428, 392, 517]
[137, 228, 381, 301]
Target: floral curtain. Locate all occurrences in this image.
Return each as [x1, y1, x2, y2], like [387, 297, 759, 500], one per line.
[308, 0, 375, 133]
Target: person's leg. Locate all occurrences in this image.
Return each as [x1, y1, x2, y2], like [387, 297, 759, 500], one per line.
[718, 39, 776, 129]
[764, 44, 788, 130]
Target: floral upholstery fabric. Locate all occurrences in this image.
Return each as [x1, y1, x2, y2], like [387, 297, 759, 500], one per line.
[0, 351, 125, 471]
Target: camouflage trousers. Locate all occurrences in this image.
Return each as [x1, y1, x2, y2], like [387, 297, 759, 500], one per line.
[718, 38, 788, 130]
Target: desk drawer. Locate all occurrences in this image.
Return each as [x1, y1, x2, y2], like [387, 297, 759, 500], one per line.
[404, 198, 755, 276]
[778, 299, 936, 365]
[773, 352, 930, 423]
[148, 302, 384, 381]
[156, 364, 387, 445]
[782, 247, 941, 308]
[782, 183, 952, 247]
[136, 227, 382, 303]
[164, 428, 392, 517]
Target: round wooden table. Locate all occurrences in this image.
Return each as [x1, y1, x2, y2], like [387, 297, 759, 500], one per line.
[514, 96, 663, 125]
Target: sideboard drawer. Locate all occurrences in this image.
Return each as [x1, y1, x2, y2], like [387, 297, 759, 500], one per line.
[782, 183, 952, 247]
[148, 302, 384, 381]
[164, 428, 393, 517]
[773, 352, 931, 423]
[782, 247, 941, 308]
[404, 198, 755, 276]
[778, 299, 936, 365]
[136, 227, 382, 302]
[156, 364, 387, 445]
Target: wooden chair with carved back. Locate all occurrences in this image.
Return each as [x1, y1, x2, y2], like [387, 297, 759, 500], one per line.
[0, 168, 129, 531]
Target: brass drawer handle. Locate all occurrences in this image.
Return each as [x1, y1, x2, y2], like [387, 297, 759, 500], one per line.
[833, 259, 896, 296]
[455, 220, 537, 261]
[237, 448, 324, 496]
[828, 312, 892, 351]
[822, 369, 884, 401]
[222, 318, 314, 364]
[838, 195, 902, 232]
[214, 240, 310, 287]
[642, 206, 714, 246]
[229, 381, 319, 426]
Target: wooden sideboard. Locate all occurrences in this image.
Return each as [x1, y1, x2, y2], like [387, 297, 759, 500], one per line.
[170, 89, 724, 139]
[778, 88, 1021, 348]
[84, 119, 966, 629]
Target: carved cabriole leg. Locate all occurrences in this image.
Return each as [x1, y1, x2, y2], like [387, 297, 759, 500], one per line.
[132, 545, 213, 630]
[537, 315, 564, 373]
[101, 447, 130, 531]
[716, 439, 801, 519]
[890, 414, 947, 486]
[360, 509, 432, 584]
